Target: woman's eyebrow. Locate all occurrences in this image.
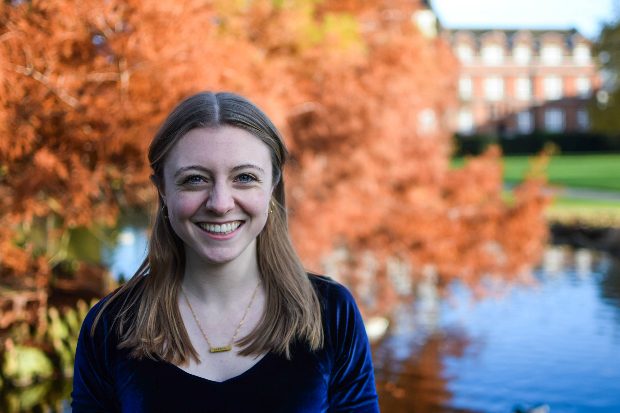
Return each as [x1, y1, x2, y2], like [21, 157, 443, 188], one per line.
[173, 165, 210, 178]
[173, 164, 265, 178]
[231, 164, 265, 174]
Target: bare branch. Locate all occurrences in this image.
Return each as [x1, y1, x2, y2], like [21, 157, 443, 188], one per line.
[13, 65, 80, 108]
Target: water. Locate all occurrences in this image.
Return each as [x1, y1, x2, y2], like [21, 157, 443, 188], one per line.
[102, 226, 148, 281]
[3, 247, 619, 412]
[373, 248, 620, 412]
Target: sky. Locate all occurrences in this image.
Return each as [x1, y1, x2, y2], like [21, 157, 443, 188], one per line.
[431, 0, 619, 39]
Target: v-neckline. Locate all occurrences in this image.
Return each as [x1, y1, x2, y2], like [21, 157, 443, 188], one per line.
[165, 352, 272, 385]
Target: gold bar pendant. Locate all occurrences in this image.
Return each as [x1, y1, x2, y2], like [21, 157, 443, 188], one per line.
[210, 346, 232, 353]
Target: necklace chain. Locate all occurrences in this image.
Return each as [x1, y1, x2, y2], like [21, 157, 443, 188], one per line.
[181, 281, 260, 353]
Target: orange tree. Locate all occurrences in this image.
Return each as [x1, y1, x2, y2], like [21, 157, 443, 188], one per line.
[0, 0, 549, 302]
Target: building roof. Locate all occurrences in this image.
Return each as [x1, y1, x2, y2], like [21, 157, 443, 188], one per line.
[444, 27, 591, 49]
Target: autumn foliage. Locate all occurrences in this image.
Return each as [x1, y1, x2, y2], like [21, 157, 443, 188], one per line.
[0, 0, 550, 299]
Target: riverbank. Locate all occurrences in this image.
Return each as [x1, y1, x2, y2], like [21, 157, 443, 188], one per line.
[550, 222, 620, 256]
[502, 153, 620, 192]
[546, 195, 620, 228]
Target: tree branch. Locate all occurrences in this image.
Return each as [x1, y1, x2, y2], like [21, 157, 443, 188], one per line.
[13, 64, 80, 108]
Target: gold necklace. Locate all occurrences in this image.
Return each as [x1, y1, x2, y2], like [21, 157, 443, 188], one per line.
[181, 282, 260, 353]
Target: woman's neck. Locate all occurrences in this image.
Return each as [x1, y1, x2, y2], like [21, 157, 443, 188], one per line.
[181, 250, 261, 306]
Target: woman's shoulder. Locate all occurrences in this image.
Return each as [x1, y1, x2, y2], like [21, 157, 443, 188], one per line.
[307, 272, 356, 305]
[307, 272, 363, 333]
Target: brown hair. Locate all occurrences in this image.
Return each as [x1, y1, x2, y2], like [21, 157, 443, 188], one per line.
[93, 92, 323, 363]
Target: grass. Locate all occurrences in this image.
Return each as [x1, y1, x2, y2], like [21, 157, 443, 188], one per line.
[501, 153, 620, 192]
[546, 197, 620, 226]
[500, 190, 620, 226]
[455, 153, 620, 227]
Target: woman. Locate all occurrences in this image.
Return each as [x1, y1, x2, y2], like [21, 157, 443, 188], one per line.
[72, 92, 379, 412]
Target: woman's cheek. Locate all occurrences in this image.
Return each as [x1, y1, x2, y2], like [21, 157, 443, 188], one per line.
[171, 194, 204, 218]
[245, 192, 272, 215]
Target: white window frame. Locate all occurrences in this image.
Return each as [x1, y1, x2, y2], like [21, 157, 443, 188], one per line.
[513, 45, 531, 65]
[543, 76, 563, 100]
[459, 77, 473, 100]
[482, 45, 504, 65]
[541, 45, 563, 65]
[544, 108, 564, 132]
[515, 77, 531, 101]
[457, 109, 474, 135]
[457, 45, 474, 63]
[576, 76, 591, 98]
[484, 77, 504, 101]
[573, 45, 591, 65]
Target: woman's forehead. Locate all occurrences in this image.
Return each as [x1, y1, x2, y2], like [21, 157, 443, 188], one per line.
[164, 126, 273, 172]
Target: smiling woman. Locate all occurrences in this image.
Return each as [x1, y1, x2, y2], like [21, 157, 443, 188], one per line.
[71, 92, 379, 412]
[162, 127, 274, 268]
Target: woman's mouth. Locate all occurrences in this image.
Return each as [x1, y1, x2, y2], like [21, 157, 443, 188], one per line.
[196, 220, 243, 235]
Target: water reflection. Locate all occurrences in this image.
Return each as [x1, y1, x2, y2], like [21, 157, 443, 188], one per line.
[373, 249, 620, 413]
[3, 248, 620, 412]
[600, 258, 620, 311]
[0, 378, 71, 413]
[102, 226, 148, 281]
[374, 328, 473, 412]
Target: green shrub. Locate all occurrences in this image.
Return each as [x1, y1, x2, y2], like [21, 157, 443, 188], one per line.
[454, 132, 620, 156]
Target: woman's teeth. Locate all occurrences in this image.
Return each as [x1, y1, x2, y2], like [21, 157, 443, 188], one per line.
[198, 221, 241, 234]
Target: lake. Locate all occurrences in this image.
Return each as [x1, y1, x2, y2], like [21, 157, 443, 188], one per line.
[2, 245, 619, 412]
[373, 247, 620, 413]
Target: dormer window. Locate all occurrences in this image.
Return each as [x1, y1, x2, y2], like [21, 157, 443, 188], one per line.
[574, 45, 591, 64]
[513, 45, 531, 65]
[457, 45, 474, 62]
[482, 45, 504, 65]
[541, 45, 563, 65]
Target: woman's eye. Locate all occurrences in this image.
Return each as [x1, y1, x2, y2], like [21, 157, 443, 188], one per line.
[235, 173, 257, 184]
[182, 175, 206, 185]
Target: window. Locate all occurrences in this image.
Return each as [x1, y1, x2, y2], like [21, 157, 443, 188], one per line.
[543, 76, 563, 100]
[576, 76, 591, 98]
[459, 77, 473, 100]
[457, 109, 474, 135]
[515, 77, 531, 101]
[417, 109, 437, 135]
[457, 45, 474, 63]
[413, 10, 438, 38]
[513, 45, 531, 64]
[577, 109, 589, 130]
[541, 45, 563, 65]
[482, 45, 504, 65]
[544, 108, 564, 132]
[516, 111, 533, 134]
[484, 77, 504, 101]
[574, 45, 591, 64]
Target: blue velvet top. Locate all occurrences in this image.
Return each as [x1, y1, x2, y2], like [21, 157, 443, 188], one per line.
[72, 274, 379, 412]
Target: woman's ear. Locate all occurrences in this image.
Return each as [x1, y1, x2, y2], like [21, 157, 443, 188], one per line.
[150, 174, 166, 204]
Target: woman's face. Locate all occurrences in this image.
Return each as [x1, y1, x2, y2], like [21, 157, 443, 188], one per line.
[160, 126, 274, 268]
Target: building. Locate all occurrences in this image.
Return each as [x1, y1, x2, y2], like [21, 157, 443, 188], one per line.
[443, 28, 601, 137]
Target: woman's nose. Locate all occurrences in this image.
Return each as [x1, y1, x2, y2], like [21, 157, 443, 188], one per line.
[205, 182, 235, 215]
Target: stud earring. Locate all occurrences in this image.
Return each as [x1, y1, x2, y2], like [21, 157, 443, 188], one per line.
[162, 205, 169, 219]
